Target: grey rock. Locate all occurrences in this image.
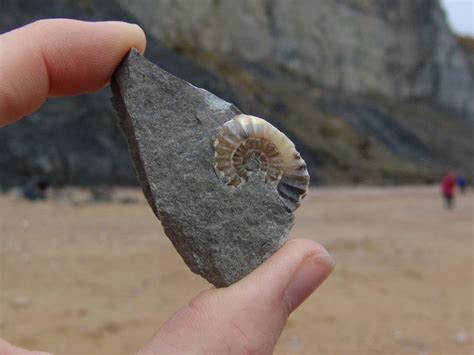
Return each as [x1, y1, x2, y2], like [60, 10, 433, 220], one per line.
[111, 50, 294, 287]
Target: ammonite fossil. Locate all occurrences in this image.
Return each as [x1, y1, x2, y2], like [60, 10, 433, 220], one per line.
[213, 114, 310, 210]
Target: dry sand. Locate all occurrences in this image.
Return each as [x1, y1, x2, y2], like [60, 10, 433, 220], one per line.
[0, 186, 472, 354]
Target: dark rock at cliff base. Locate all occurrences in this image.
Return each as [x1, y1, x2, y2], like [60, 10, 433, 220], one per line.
[111, 49, 294, 287]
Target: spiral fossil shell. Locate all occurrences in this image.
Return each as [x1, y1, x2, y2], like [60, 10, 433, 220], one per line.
[213, 114, 309, 210]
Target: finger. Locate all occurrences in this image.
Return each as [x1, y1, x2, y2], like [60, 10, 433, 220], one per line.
[140, 239, 334, 354]
[0, 19, 146, 126]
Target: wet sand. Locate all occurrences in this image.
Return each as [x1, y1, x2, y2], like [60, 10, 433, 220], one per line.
[0, 186, 472, 354]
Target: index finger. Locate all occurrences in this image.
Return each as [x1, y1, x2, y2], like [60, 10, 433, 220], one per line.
[0, 19, 146, 126]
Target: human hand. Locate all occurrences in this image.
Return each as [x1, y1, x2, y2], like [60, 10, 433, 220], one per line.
[0, 19, 334, 354]
[0, 18, 146, 126]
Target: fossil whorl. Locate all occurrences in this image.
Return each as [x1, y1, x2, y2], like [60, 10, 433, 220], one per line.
[213, 114, 310, 210]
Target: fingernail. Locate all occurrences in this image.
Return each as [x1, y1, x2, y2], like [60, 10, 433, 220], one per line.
[130, 23, 144, 32]
[285, 252, 335, 312]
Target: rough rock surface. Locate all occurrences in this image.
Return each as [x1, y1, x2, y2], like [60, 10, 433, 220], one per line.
[111, 50, 294, 287]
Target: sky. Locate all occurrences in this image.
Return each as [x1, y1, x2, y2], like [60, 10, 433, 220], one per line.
[440, 0, 474, 36]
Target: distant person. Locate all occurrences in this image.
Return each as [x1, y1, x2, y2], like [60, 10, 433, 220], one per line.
[441, 172, 456, 208]
[22, 180, 49, 201]
[0, 19, 334, 354]
[456, 174, 467, 193]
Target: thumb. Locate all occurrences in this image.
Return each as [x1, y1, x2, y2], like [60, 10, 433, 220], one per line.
[139, 239, 334, 354]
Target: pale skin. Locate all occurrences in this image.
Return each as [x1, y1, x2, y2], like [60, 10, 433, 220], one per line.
[0, 19, 334, 354]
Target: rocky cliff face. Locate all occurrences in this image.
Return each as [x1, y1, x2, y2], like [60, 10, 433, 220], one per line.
[122, 0, 474, 119]
[1, 0, 473, 188]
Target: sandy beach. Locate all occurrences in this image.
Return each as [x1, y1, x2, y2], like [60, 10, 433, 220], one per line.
[0, 186, 472, 354]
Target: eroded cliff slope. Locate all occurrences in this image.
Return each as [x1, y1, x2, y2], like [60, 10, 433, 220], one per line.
[1, 0, 472, 187]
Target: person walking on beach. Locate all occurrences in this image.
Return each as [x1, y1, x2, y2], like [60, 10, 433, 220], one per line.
[456, 174, 467, 193]
[441, 171, 456, 208]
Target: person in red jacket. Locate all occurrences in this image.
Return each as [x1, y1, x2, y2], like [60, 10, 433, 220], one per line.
[441, 171, 456, 208]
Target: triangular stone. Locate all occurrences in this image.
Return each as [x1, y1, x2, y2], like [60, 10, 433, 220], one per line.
[111, 49, 294, 287]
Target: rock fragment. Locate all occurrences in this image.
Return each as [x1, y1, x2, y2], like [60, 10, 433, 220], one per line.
[111, 49, 297, 287]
